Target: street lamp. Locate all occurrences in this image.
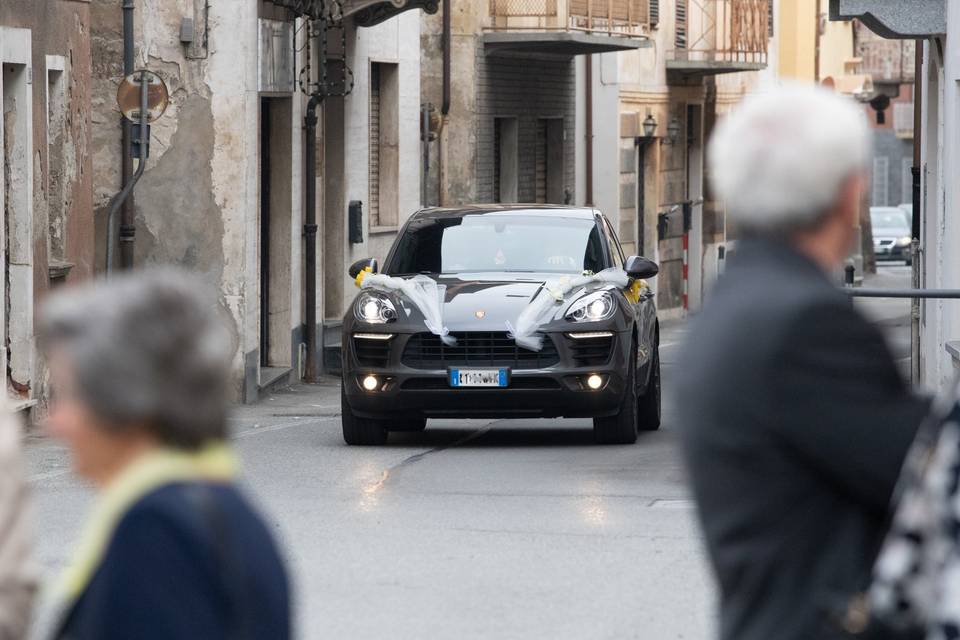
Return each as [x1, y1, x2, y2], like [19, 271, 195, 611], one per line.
[635, 113, 658, 147]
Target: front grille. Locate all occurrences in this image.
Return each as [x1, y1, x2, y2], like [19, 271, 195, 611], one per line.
[401, 377, 561, 390]
[353, 337, 391, 368]
[567, 335, 614, 367]
[401, 332, 559, 369]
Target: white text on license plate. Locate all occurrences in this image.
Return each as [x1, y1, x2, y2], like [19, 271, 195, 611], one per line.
[449, 369, 508, 388]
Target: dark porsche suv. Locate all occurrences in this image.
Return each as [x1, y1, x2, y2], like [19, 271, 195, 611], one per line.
[341, 205, 661, 446]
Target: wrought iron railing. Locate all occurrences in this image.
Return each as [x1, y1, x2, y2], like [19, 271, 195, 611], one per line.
[488, 0, 649, 37]
[669, 0, 768, 67]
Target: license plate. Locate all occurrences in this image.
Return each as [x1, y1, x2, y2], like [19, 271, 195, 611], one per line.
[449, 368, 508, 388]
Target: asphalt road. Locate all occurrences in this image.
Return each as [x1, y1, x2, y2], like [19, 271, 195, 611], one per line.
[25, 320, 714, 640]
[23, 266, 913, 639]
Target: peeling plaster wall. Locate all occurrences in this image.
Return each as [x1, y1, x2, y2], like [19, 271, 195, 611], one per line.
[91, 0, 298, 400]
[0, 0, 94, 406]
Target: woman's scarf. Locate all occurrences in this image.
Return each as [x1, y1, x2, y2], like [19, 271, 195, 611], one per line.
[33, 443, 238, 639]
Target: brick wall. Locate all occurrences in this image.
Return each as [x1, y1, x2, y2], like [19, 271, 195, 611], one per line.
[476, 53, 576, 203]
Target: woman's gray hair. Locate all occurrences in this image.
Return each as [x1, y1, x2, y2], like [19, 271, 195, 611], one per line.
[708, 82, 872, 235]
[39, 268, 233, 449]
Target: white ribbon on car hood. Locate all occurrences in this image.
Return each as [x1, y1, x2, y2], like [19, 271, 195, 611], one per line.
[506, 268, 630, 352]
[359, 273, 456, 346]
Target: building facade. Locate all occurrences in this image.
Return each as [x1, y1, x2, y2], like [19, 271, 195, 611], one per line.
[91, 0, 432, 402]
[0, 0, 95, 413]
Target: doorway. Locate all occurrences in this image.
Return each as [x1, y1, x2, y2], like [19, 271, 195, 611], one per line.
[259, 97, 293, 370]
[536, 118, 564, 204]
[2, 54, 34, 401]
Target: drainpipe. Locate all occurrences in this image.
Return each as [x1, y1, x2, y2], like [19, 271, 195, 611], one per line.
[304, 93, 322, 382]
[910, 39, 923, 385]
[585, 55, 594, 206]
[436, 0, 450, 206]
[120, 0, 136, 269]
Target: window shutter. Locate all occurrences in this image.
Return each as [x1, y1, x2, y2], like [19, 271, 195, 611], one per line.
[767, 0, 774, 37]
[649, 0, 659, 28]
[369, 64, 381, 227]
[873, 157, 890, 207]
[675, 0, 687, 49]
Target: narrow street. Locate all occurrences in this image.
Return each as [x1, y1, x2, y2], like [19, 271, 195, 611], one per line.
[26, 321, 717, 640]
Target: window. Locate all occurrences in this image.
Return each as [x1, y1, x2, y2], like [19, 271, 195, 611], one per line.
[493, 117, 518, 203]
[767, 0, 774, 38]
[675, 0, 687, 49]
[649, 0, 659, 28]
[369, 62, 399, 227]
[603, 219, 626, 269]
[387, 214, 606, 275]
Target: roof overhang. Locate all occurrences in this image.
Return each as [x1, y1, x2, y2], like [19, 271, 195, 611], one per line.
[483, 32, 650, 56]
[828, 0, 945, 38]
[345, 0, 439, 28]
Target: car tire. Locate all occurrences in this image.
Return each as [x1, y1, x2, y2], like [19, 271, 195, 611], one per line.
[341, 381, 389, 446]
[638, 339, 661, 432]
[593, 341, 639, 445]
[388, 418, 428, 432]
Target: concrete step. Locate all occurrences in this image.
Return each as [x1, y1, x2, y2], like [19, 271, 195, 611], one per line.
[323, 322, 342, 377]
[259, 367, 293, 395]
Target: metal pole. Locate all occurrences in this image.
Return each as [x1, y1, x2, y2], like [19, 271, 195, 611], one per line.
[304, 94, 322, 381]
[911, 39, 924, 385]
[120, 0, 136, 269]
[106, 71, 149, 275]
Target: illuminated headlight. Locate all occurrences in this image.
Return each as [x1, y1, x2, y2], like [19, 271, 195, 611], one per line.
[896, 236, 912, 247]
[354, 293, 397, 324]
[566, 291, 616, 323]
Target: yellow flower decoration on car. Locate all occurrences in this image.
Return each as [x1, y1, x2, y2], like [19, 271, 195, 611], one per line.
[355, 266, 373, 289]
[625, 279, 649, 304]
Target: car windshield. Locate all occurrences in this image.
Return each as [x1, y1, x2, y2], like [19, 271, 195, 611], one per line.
[386, 214, 606, 275]
[871, 209, 910, 232]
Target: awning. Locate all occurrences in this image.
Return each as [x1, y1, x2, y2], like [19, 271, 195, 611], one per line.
[828, 0, 945, 38]
[344, 0, 439, 27]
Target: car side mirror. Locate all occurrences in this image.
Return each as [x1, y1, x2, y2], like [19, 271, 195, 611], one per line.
[349, 258, 378, 279]
[625, 256, 659, 279]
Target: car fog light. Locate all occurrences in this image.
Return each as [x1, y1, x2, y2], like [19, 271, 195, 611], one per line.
[586, 374, 603, 390]
[362, 375, 379, 391]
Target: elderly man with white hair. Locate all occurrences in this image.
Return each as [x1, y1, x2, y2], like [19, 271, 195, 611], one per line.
[677, 85, 929, 640]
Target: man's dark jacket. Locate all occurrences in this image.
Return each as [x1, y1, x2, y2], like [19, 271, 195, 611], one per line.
[677, 238, 928, 640]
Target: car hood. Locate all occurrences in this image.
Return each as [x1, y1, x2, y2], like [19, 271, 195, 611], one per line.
[392, 272, 602, 332]
[873, 228, 910, 238]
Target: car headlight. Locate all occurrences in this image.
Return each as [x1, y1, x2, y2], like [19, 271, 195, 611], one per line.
[566, 291, 616, 323]
[354, 293, 398, 324]
[896, 236, 912, 247]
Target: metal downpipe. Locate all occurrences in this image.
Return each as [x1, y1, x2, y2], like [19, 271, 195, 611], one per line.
[304, 94, 322, 382]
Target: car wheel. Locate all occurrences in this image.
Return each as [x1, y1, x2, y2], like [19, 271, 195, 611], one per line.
[388, 418, 428, 432]
[593, 341, 639, 445]
[341, 381, 389, 446]
[638, 340, 661, 432]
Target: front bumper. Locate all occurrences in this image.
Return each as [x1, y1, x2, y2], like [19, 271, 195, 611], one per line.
[342, 331, 631, 420]
[874, 242, 911, 260]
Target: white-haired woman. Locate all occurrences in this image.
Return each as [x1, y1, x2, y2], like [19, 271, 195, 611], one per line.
[37, 269, 290, 640]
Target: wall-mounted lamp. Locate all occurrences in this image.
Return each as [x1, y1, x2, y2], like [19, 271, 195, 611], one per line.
[665, 117, 682, 146]
[635, 113, 658, 147]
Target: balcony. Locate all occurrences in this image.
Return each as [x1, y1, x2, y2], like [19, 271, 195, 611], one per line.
[485, 0, 652, 56]
[667, 0, 768, 76]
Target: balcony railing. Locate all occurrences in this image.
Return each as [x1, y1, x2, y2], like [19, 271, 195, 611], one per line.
[668, 0, 768, 73]
[488, 0, 649, 37]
